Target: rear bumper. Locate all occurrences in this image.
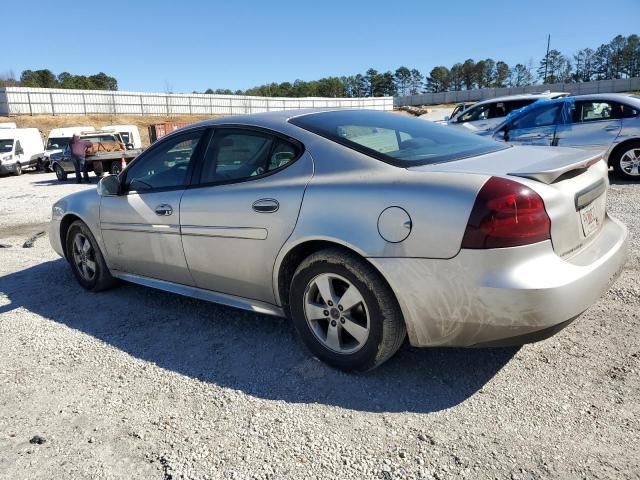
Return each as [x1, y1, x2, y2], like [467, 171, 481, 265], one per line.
[370, 214, 628, 347]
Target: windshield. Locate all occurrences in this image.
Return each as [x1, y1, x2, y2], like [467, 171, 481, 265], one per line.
[46, 137, 71, 151]
[289, 110, 506, 166]
[0, 139, 14, 153]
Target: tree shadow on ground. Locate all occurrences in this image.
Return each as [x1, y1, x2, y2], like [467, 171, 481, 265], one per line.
[0, 259, 517, 413]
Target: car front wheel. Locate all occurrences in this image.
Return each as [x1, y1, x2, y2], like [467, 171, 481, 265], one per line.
[13, 162, 21, 176]
[289, 248, 406, 371]
[612, 141, 640, 180]
[66, 220, 118, 292]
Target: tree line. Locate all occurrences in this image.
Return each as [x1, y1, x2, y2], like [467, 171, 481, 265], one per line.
[0, 69, 118, 90]
[1, 34, 637, 97]
[204, 33, 639, 97]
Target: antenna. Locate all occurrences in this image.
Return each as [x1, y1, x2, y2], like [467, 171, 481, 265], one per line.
[544, 34, 551, 83]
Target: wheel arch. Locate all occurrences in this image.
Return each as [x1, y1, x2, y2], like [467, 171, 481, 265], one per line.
[274, 237, 399, 318]
[59, 213, 82, 259]
[607, 137, 640, 165]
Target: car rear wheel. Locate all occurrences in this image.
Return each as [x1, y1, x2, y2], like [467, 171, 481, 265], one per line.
[289, 248, 406, 372]
[66, 220, 118, 292]
[13, 162, 21, 176]
[612, 141, 640, 180]
[54, 164, 67, 181]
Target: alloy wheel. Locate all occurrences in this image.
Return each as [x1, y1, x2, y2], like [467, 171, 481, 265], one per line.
[303, 273, 370, 354]
[620, 148, 640, 177]
[72, 233, 97, 282]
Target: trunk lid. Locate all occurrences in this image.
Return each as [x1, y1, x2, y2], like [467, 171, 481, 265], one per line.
[409, 145, 609, 259]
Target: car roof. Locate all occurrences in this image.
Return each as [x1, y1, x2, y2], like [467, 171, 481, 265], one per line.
[471, 92, 568, 106]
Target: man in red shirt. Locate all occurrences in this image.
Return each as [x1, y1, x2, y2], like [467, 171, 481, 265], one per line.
[69, 134, 93, 183]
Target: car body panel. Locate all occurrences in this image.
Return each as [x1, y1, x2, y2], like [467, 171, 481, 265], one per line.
[180, 151, 314, 303]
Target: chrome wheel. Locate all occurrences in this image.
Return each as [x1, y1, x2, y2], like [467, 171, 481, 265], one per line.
[620, 148, 640, 177]
[303, 273, 370, 354]
[71, 233, 97, 282]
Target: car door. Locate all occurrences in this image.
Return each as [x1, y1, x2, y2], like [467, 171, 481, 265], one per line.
[502, 102, 562, 146]
[100, 128, 208, 285]
[554, 99, 622, 149]
[179, 127, 313, 304]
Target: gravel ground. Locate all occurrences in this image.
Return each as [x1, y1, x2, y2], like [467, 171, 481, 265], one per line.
[0, 169, 638, 480]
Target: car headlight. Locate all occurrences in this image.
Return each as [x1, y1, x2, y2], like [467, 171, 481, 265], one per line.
[1, 154, 12, 161]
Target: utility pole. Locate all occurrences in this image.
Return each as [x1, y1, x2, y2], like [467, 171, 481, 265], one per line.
[544, 34, 551, 83]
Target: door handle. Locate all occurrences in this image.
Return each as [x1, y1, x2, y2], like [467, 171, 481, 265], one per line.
[252, 198, 279, 213]
[155, 204, 173, 216]
[604, 126, 619, 131]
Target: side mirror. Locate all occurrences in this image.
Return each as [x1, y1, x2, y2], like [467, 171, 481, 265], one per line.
[15, 147, 24, 155]
[443, 115, 450, 122]
[98, 174, 121, 196]
[126, 143, 134, 150]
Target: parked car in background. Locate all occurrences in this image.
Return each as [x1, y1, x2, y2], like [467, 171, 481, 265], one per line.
[49, 110, 627, 371]
[102, 125, 142, 149]
[43, 126, 95, 172]
[0, 122, 18, 129]
[446, 92, 569, 133]
[51, 130, 143, 181]
[491, 93, 640, 180]
[0, 128, 45, 175]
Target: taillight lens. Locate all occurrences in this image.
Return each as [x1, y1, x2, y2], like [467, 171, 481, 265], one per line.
[461, 176, 551, 249]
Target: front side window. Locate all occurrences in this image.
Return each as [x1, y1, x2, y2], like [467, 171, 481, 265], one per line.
[0, 139, 13, 153]
[125, 129, 203, 192]
[200, 129, 298, 184]
[510, 103, 561, 130]
[458, 104, 491, 122]
[290, 110, 506, 166]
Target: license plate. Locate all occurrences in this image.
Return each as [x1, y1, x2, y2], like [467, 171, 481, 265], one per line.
[579, 202, 600, 237]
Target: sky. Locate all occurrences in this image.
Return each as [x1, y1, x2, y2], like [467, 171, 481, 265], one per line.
[2, 0, 639, 93]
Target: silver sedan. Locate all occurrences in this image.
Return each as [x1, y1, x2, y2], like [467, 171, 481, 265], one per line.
[49, 110, 628, 371]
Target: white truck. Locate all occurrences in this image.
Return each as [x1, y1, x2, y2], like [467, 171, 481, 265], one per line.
[101, 125, 142, 149]
[0, 128, 45, 176]
[43, 126, 96, 171]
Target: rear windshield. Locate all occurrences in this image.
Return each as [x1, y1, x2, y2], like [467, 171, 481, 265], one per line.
[289, 110, 506, 166]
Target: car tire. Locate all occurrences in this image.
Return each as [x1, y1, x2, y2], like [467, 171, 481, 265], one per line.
[612, 141, 640, 180]
[65, 220, 118, 292]
[94, 161, 104, 177]
[110, 161, 122, 175]
[36, 158, 45, 172]
[289, 248, 406, 372]
[13, 162, 22, 176]
[54, 164, 67, 181]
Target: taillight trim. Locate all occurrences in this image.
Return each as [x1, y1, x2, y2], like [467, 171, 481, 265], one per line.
[461, 176, 552, 249]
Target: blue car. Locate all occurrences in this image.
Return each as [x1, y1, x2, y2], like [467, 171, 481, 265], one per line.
[490, 93, 640, 180]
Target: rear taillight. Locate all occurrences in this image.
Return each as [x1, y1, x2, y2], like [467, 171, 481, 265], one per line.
[461, 176, 551, 249]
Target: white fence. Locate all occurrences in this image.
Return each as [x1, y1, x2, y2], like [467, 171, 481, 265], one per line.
[0, 87, 393, 116]
[394, 77, 640, 107]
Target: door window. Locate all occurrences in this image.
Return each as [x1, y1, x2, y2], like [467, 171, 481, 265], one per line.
[458, 104, 490, 122]
[15, 140, 23, 155]
[200, 129, 298, 184]
[573, 101, 614, 122]
[124, 129, 203, 192]
[510, 103, 561, 130]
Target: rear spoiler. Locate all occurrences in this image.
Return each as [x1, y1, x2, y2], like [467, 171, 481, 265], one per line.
[508, 152, 604, 184]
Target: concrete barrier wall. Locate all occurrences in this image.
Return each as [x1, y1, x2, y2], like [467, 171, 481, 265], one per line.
[0, 87, 394, 116]
[394, 77, 640, 107]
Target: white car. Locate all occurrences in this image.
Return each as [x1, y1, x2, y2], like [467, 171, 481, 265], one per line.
[0, 128, 45, 175]
[447, 92, 569, 134]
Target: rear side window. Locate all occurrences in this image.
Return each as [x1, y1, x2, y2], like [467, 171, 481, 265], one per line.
[290, 110, 506, 166]
[199, 129, 299, 184]
[573, 101, 615, 122]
